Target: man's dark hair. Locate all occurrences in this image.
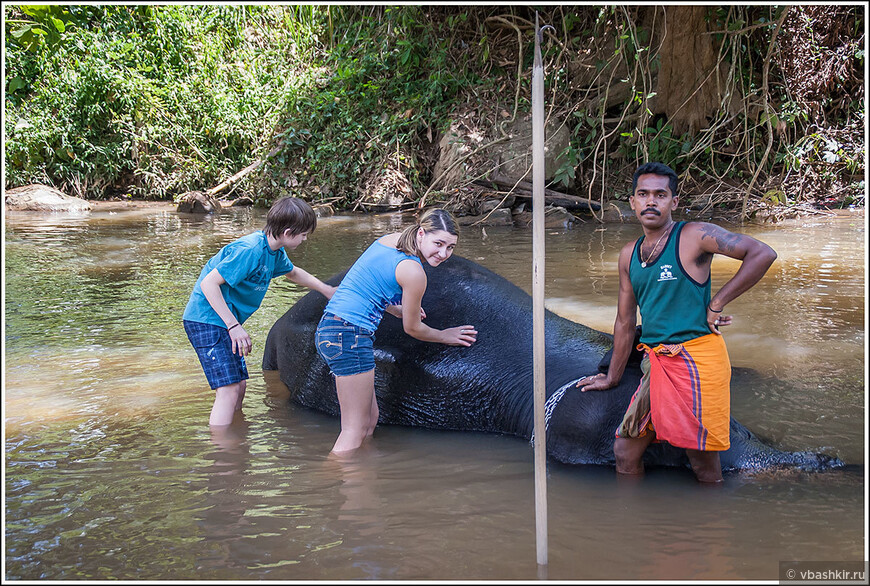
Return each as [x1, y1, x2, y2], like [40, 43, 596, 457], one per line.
[632, 162, 679, 197]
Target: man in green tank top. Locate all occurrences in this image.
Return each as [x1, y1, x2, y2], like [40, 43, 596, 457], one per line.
[578, 162, 777, 483]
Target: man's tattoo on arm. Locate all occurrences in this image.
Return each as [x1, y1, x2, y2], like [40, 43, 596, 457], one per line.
[699, 224, 743, 253]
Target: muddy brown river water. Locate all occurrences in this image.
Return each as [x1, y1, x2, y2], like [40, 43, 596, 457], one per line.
[3, 204, 865, 580]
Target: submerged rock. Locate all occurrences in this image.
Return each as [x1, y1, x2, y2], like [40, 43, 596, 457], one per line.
[4, 184, 92, 212]
[227, 196, 254, 207]
[176, 191, 222, 214]
[313, 203, 335, 217]
[457, 207, 513, 226]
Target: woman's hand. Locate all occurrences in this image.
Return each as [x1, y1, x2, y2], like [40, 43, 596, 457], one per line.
[443, 325, 477, 347]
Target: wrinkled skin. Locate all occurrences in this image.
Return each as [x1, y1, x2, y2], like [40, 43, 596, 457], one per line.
[263, 256, 842, 473]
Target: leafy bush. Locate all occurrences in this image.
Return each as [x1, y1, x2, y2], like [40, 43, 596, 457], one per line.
[4, 5, 321, 199]
[253, 6, 472, 205]
[5, 4, 862, 214]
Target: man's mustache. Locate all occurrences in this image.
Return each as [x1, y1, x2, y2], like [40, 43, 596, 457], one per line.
[641, 208, 661, 216]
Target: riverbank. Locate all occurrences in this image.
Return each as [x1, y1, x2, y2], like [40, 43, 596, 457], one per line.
[8, 176, 862, 225]
[79, 196, 863, 225]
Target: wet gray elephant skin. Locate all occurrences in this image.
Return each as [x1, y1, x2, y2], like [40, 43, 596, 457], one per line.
[263, 255, 842, 473]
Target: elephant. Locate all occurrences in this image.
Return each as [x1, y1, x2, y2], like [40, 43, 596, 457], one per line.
[263, 255, 843, 473]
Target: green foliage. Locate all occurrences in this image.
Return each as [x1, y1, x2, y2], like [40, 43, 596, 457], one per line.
[4, 5, 480, 203]
[4, 5, 325, 199]
[643, 118, 692, 166]
[256, 6, 472, 205]
[780, 133, 863, 176]
[553, 145, 580, 188]
[4, 4, 863, 212]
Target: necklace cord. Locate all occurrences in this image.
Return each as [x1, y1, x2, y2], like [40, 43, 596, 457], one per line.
[640, 221, 674, 266]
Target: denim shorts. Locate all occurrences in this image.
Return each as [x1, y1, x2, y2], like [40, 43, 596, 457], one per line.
[183, 320, 249, 389]
[315, 313, 376, 377]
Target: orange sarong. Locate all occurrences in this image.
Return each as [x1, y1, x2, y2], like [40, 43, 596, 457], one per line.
[616, 333, 732, 451]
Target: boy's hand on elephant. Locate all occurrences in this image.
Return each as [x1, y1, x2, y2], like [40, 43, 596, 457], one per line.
[576, 372, 615, 392]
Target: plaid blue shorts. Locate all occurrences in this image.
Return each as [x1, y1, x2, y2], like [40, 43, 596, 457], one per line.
[183, 320, 248, 389]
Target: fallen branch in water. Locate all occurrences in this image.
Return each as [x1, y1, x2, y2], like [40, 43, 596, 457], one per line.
[205, 146, 282, 198]
[474, 173, 600, 211]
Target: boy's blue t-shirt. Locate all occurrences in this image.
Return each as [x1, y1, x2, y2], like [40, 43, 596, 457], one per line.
[183, 230, 294, 327]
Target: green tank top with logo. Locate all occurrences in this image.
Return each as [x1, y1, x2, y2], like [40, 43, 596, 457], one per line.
[629, 221, 711, 345]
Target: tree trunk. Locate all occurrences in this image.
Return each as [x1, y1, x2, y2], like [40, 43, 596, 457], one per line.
[650, 6, 724, 135]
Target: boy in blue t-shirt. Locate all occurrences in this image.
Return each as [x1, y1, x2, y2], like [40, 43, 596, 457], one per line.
[183, 197, 336, 426]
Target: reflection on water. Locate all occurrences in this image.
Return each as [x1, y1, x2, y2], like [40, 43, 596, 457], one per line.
[3, 206, 865, 580]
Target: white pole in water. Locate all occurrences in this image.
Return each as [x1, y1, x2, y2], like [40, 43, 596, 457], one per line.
[531, 12, 551, 570]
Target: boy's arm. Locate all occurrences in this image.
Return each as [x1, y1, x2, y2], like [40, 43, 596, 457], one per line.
[577, 242, 638, 391]
[284, 266, 337, 299]
[200, 268, 252, 356]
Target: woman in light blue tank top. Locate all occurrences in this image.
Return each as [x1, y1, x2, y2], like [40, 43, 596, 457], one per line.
[315, 208, 479, 453]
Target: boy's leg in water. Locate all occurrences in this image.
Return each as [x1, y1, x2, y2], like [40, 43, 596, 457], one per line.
[210, 382, 244, 426]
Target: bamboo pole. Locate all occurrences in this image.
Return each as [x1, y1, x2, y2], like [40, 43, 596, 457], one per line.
[531, 12, 554, 570]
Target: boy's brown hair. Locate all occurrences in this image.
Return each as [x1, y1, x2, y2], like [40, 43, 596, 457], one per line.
[264, 197, 317, 238]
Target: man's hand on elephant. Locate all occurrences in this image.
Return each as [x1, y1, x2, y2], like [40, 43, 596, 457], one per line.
[576, 372, 615, 392]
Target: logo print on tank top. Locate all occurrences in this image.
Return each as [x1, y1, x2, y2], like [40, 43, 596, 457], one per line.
[657, 264, 677, 282]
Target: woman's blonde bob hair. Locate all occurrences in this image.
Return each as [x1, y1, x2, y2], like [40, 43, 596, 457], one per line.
[395, 208, 459, 257]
